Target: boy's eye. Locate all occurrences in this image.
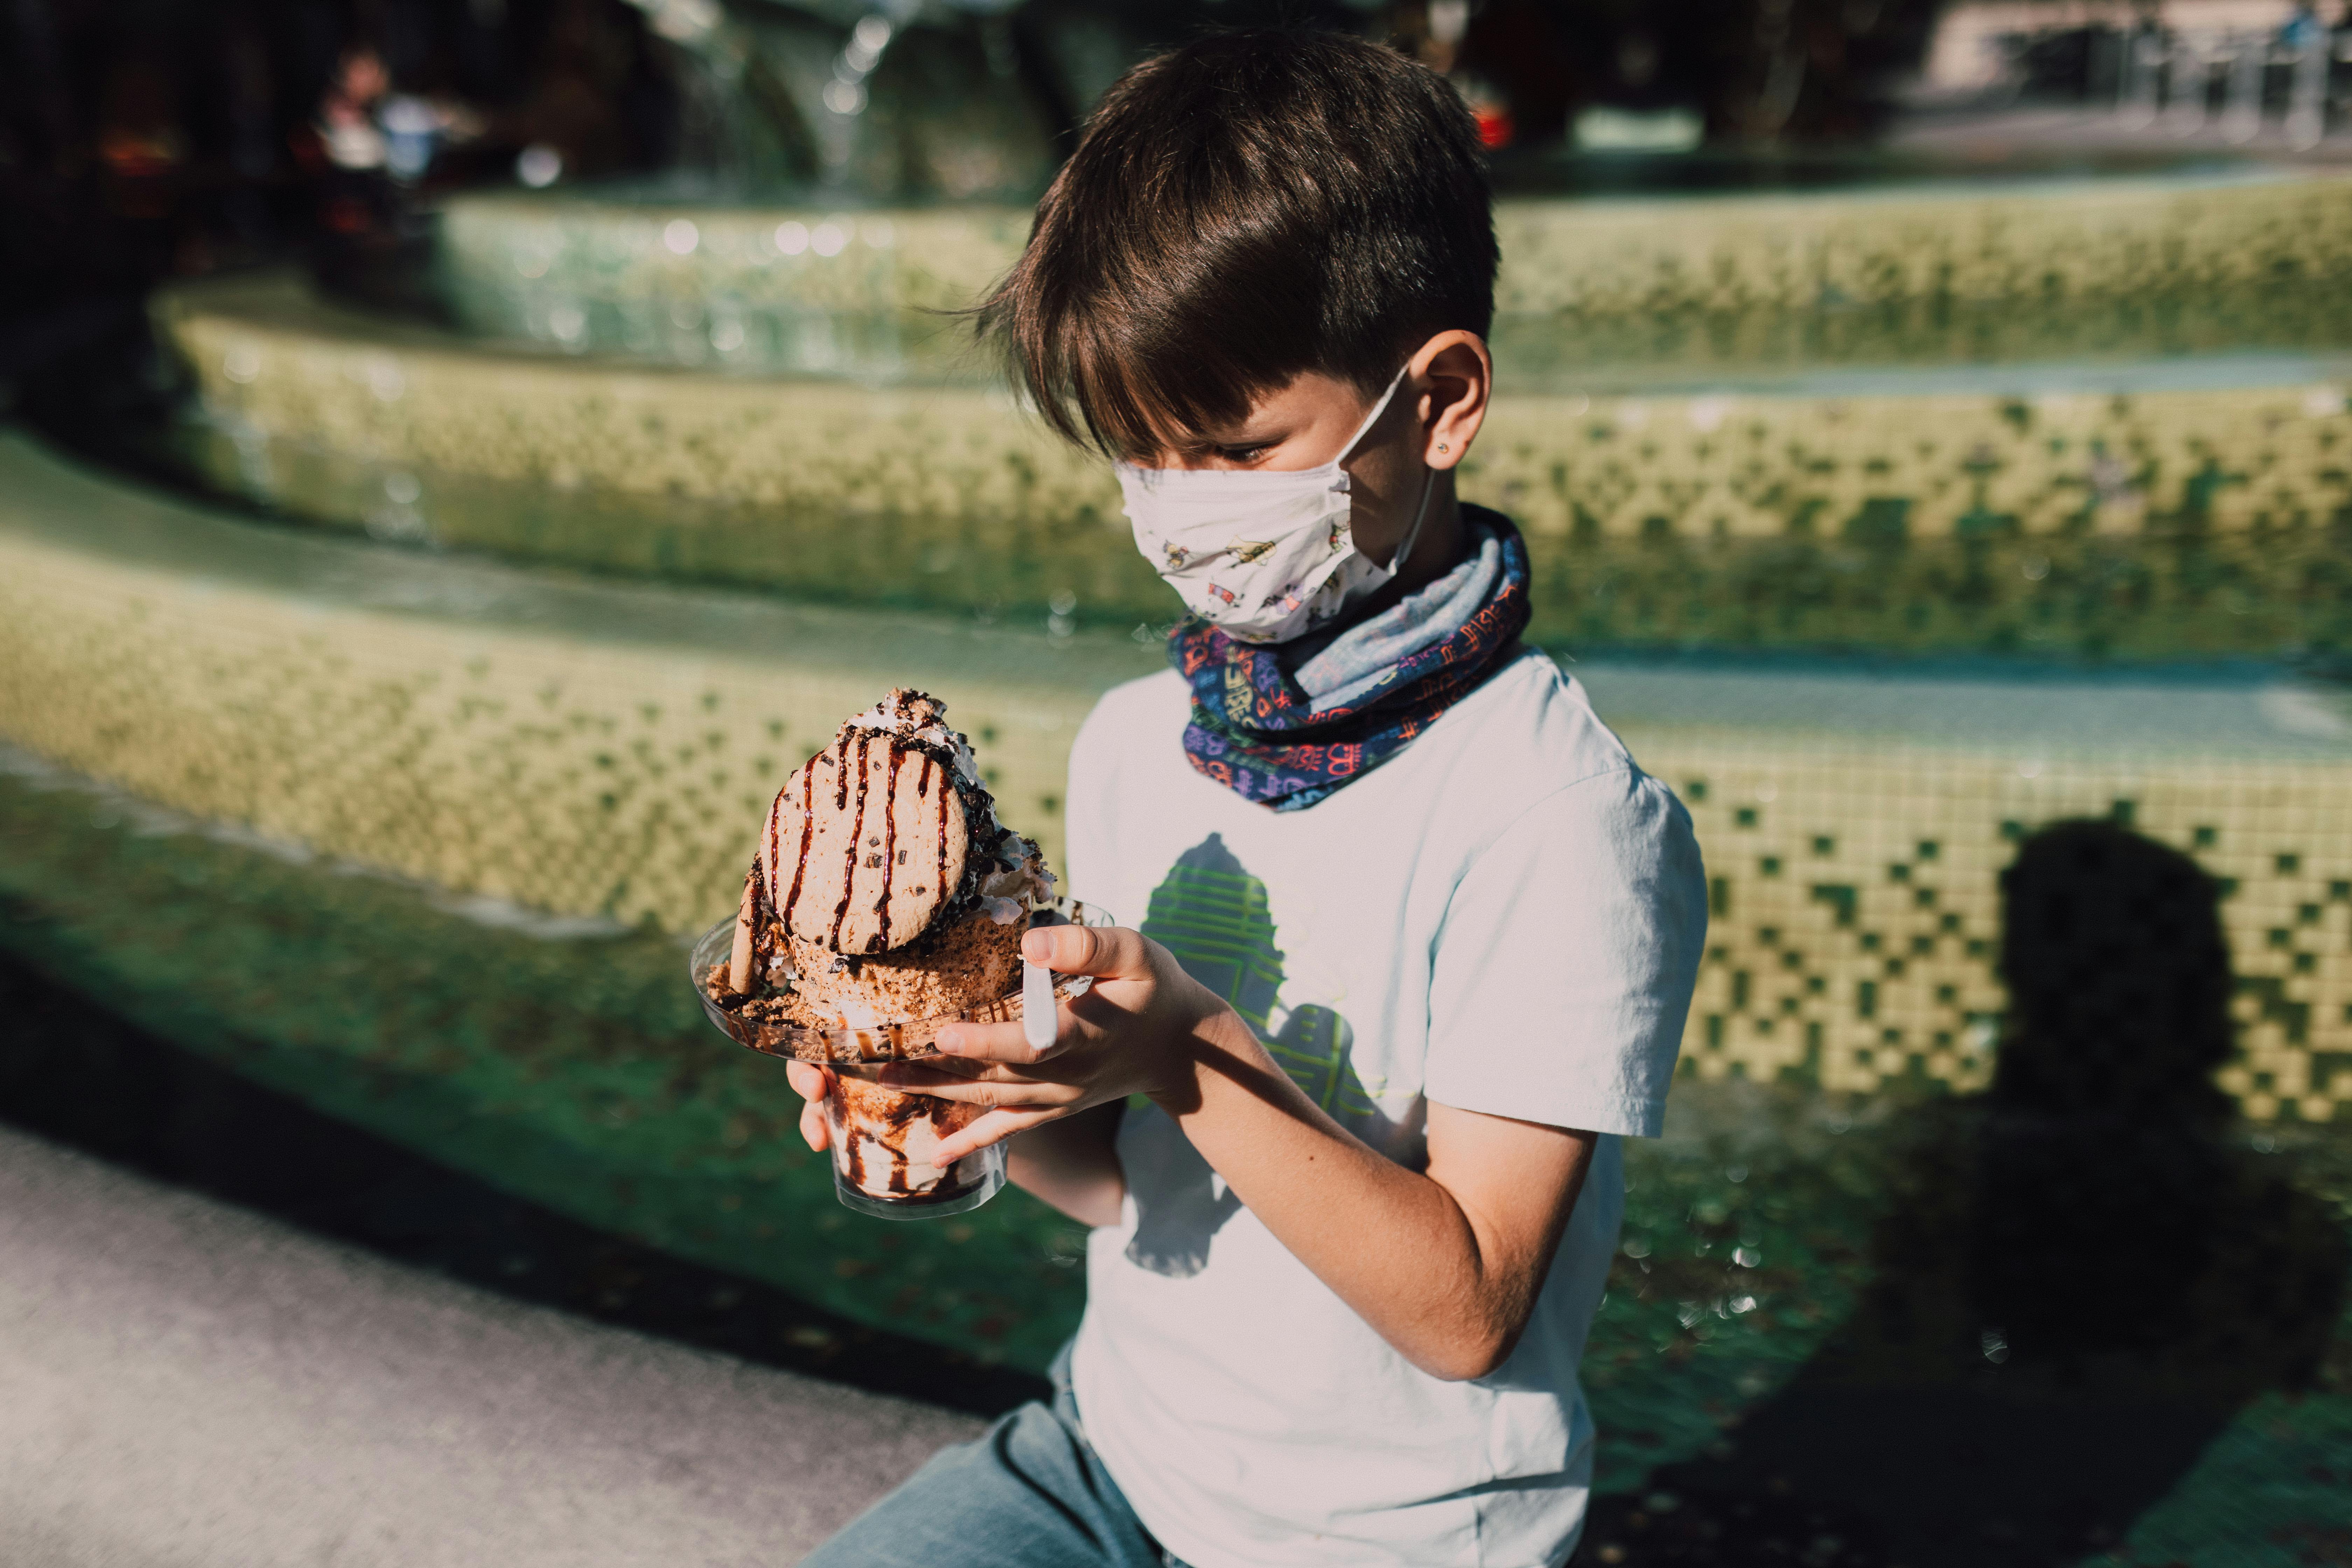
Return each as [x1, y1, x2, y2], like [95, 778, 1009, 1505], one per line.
[1214, 443, 1274, 465]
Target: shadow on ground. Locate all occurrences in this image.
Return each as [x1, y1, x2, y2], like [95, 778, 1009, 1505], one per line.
[1574, 823, 2352, 1567]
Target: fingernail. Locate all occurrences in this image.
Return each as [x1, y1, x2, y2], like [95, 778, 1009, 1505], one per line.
[1021, 929, 1049, 961]
[935, 1028, 964, 1054]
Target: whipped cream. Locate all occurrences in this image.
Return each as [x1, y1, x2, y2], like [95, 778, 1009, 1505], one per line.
[840, 1116, 959, 1196]
[841, 689, 982, 790]
[976, 831, 1056, 923]
[827, 1079, 988, 1200]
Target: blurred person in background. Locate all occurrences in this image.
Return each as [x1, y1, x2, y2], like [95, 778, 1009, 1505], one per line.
[314, 42, 391, 176]
[0, 0, 675, 427]
[306, 39, 397, 273]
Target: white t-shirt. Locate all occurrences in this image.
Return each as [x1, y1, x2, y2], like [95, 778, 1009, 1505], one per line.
[1063, 648, 1707, 1568]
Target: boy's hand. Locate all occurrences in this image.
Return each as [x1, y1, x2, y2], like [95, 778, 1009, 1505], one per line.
[781, 1061, 836, 1152]
[856, 923, 1241, 1164]
[776, 923, 1241, 1163]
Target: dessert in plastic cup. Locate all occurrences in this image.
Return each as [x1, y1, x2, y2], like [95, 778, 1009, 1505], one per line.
[688, 898, 1111, 1219]
[689, 688, 1102, 1219]
[820, 1070, 1005, 1220]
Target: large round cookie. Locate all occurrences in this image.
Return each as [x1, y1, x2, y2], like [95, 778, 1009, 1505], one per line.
[762, 732, 970, 954]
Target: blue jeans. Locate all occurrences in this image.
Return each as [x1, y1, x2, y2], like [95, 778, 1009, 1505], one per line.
[802, 1348, 1186, 1568]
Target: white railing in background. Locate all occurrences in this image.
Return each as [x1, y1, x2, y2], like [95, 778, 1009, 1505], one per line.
[2111, 22, 2352, 148]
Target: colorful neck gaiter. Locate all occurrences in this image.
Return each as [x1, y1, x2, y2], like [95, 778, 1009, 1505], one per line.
[1169, 505, 1533, 811]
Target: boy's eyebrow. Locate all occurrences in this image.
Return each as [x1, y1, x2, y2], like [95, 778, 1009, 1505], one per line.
[1195, 406, 1297, 447]
[1172, 429, 1282, 461]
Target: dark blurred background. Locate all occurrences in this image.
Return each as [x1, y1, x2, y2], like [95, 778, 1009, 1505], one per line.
[0, 0, 1959, 432]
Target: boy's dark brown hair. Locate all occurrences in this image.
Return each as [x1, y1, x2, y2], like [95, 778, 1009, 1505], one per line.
[975, 28, 1497, 458]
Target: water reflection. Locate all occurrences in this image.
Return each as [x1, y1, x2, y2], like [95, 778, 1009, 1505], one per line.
[1583, 820, 2349, 1567]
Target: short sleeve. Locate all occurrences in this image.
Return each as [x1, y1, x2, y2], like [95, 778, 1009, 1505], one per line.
[1064, 693, 1124, 909]
[1064, 674, 1181, 911]
[1423, 767, 1707, 1138]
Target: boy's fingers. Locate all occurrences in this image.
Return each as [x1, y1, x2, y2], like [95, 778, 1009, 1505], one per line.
[935, 1016, 1059, 1066]
[871, 1071, 1082, 1110]
[877, 1058, 1004, 1091]
[1021, 922, 1150, 980]
[799, 1098, 828, 1152]
[931, 1105, 1057, 1165]
[784, 1061, 830, 1101]
[888, 1050, 993, 1080]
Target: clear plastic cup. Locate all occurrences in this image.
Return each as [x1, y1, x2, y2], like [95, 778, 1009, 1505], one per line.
[818, 1068, 1006, 1220]
[687, 897, 1113, 1220]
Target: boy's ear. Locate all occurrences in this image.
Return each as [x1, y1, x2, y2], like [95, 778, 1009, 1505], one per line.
[1408, 330, 1492, 472]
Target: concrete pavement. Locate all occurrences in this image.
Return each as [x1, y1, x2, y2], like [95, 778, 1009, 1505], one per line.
[0, 1125, 980, 1567]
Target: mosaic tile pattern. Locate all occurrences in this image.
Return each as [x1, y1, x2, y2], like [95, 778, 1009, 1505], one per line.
[162, 276, 2352, 658]
[1640, 736, 2352, 1120]
[0, 434, 1149, 920]
[2, 434, 2345, 1118]
[1488, 170, 2352, 318]
[1486, 284, 2352, 387]
[0, 540, 1087, 929]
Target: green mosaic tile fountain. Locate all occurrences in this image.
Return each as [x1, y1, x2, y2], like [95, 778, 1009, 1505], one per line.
[161, 269, 2352, 662]
[127, 163, 2352, 667]
[10, 155, 2352, 1551]
[7, 433, 2346, 1120]
[433, 172, 2352, 377]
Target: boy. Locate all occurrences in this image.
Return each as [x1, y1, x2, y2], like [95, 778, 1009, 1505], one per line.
[788, 29, 1705, 1568]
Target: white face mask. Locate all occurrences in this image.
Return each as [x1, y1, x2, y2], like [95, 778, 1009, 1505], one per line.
[1116, 367, 1437, 644]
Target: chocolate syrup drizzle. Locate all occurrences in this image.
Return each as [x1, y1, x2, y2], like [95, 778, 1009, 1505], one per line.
[917, 757, 936, 907]
[780, 754, 819, 931]
[870, 742, 905, 952]
[834, 1087, 983, 1201]
[935, 764, 951, 920]
[740, 856, 769, 993]
[830, 735, 873, 951]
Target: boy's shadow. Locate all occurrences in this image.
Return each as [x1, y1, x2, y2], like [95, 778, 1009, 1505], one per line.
[1580, 821, 2348, 1567]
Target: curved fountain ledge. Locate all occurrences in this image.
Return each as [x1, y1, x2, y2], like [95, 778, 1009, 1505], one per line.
[0, 427, 1144, 925]
[2, 429, 2347, 1117]
[438, 170, 2352, 362]
[161, 272, 2352, 660]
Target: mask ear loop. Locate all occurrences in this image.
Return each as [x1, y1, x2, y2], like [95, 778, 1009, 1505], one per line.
[1335, 365, 1416, 482]
[1344, 365, 1436, 572]
[1383, 461, 1440, 574]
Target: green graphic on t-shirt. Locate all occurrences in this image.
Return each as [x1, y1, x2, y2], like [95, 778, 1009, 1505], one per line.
[1142, 835, 1377, 1123]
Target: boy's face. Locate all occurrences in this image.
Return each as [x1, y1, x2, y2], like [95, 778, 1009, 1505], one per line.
[1135, 330, 1491, 575]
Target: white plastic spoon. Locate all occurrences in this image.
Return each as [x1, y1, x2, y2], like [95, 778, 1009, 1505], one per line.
[1022, 958, 1057, 1054]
